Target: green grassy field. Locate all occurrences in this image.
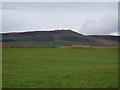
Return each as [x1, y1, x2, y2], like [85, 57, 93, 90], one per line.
[2, 48, 118, 88]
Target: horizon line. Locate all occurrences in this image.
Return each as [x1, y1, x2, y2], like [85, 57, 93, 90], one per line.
[1, 29, 119, 36]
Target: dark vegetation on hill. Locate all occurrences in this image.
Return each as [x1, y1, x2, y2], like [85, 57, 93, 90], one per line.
[89, 35, 120, 42]
[1, 30, 120, 47]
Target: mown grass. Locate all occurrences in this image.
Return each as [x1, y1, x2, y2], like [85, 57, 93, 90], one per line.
[2, 48, 118, 88]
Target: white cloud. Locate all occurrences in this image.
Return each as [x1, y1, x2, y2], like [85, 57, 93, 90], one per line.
[110, 32, 119, 36]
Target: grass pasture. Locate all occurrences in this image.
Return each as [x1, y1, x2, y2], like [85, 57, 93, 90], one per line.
[2, 48, 118, 88]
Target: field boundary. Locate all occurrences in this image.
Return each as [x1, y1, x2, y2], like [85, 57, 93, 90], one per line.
[1, 46, 120, 49]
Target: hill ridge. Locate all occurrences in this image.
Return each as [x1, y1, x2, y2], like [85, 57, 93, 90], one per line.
[2, 30, 119, 47]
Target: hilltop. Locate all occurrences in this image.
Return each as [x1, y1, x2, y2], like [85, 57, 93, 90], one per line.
[2, 30, 119, 47]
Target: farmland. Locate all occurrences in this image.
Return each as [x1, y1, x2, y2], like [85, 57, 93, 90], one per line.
[2, 48, 118, 88]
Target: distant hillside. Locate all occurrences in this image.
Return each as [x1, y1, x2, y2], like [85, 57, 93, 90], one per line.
[89, 35, 120, 42]
[1, 30, 119, 47]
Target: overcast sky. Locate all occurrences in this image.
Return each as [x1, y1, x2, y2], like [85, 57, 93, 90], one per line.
[1, 2, 118, 35]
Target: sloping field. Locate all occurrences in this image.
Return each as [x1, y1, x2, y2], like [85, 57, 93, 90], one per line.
[2, 48, 118, 88]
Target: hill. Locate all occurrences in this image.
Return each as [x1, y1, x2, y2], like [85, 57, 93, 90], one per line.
[1, 30, 119, 47]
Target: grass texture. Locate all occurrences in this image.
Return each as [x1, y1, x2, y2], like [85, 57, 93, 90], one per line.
[2, 48, 118, 88]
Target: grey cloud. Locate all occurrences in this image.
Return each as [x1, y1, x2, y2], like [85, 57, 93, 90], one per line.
[0, 3, 2, 32]
[2, 15, 25, 32]
[2, 2, 117, 13]
[79, 16, 118, 35]
[2, 2, 118, 35]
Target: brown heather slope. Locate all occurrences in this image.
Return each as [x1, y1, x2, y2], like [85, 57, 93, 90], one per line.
[1, 30, 120, 47]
